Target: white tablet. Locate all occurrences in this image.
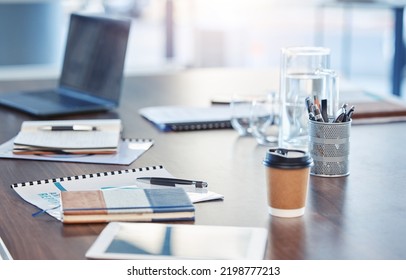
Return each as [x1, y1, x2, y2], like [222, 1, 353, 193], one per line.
[86, 222, 268, 260]
[0, 237, 13, 260]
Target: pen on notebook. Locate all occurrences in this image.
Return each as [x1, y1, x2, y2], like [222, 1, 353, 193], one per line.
[136, 177, 208, 188]
[39, 125, 98, 131]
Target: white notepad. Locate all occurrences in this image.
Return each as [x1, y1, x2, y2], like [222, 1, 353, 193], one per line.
[0, 137, 153, 165]
[13, 119, 122, 154]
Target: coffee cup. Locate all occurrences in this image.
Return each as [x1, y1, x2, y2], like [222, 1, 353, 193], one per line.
[263, 148, 313, 218]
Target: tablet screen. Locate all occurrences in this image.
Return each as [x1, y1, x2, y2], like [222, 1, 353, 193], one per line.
[86, 222, 268, 260]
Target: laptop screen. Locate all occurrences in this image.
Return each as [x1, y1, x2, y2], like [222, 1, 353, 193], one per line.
[59, 13, 131, 104]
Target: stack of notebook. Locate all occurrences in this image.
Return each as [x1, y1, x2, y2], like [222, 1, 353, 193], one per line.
[60, 188, 195, 224]
[12, 119, 122, 155]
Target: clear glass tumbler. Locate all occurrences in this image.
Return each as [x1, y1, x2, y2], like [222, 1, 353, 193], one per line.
[230, 94, 255, 136]
[250, 91, 279, 145]
[278, 46, 338, 151]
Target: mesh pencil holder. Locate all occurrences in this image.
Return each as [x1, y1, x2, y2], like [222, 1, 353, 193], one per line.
[308, 119, 351, 177]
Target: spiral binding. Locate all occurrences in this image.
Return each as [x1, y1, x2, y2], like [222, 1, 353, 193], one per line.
[11, 165, 164, 189]
[170, 121, 232, 131]
[123, 138, 153, 143]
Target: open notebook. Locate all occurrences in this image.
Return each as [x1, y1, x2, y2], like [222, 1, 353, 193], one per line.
[11, 165, 224, 221]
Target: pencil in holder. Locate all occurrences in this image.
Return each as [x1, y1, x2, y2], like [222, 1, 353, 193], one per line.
[308, 120, 351, 177]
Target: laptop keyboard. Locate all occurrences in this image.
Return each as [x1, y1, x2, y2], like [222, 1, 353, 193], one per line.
[13, 90, 101, 110]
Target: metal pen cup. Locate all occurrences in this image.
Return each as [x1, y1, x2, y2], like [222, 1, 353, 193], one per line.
[308, 119, 351, 177]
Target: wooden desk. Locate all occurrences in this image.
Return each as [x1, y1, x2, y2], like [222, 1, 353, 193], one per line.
[0, 69, 406, 259]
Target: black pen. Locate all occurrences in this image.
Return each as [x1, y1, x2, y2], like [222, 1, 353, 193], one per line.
[136, 177, 208, 188]
[305, 96, 313, 113]
[321, 99, 328, 122]
[39, 125, 98, 131]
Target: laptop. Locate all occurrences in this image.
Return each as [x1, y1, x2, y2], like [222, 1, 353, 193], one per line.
[0, 13, 131, 117]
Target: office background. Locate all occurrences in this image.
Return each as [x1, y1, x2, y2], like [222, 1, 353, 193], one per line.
[2, 0, 406, 262]
[0, 0, 401, 98]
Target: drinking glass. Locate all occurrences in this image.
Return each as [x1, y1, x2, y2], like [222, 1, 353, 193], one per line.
[250, 91, 279, 145]
[230, 94, 255, 136]
[278, 46, 338, 151]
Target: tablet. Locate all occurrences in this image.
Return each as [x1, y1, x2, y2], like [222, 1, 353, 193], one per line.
[86, 222, 268, 260]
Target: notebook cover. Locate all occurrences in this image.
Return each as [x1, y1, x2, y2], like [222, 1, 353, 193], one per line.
[60, 188, 195, 223]
[139, 106, 232, 132]
[340, 90, 406, 124]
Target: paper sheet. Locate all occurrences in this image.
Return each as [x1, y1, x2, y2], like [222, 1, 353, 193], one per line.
[0, 138, 153, 165]
[11, 166, 224, 221]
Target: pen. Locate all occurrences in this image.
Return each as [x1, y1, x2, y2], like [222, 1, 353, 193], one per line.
[334, 104, 347, 123]
[308, 111, 316, 121]
[305, 96, 313, 113]
[313, 95, 320, 109]
[321, 99, 328, 122]
[313, 106, 325, 122]
[334, 112, 345, 123]
[341, 103, 349, 122]
[136, 177, 208, 188]
[346, 105, 355, 120]
[39, 125, 98, 131]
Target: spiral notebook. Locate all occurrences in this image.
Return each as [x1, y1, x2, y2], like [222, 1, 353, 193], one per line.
[11, 165, 224, 221]
[139, 106, 232, 131]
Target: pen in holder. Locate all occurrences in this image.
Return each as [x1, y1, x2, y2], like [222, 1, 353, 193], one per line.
[308, 119, 351, 177]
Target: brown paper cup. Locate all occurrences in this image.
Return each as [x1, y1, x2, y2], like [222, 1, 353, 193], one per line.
[265, 166, 310, 217]
[263, 148, 313, 218]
